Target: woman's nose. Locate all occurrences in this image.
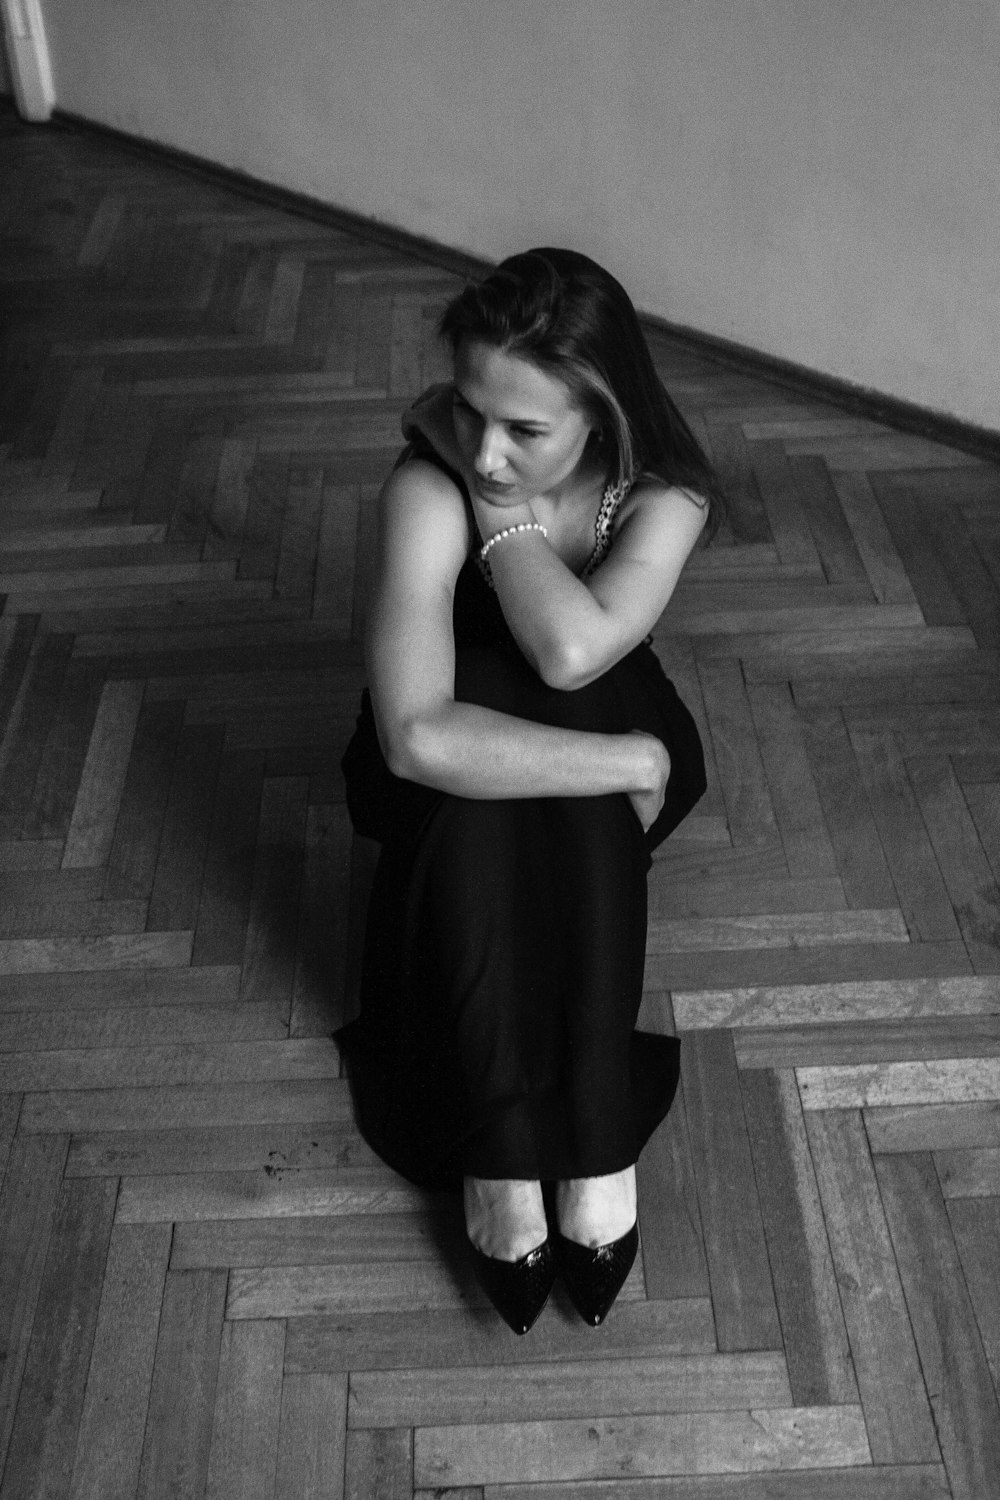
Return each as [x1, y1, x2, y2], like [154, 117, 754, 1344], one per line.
[475, 425, 506, 476]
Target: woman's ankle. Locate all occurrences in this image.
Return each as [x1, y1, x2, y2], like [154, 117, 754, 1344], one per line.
[464, 1177, 547, 1262]
[556, 1167, 637, 1248]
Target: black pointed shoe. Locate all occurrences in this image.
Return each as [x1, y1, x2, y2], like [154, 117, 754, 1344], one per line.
[469, 1238, 556, 1335]
[555, 1221, 639, 1327]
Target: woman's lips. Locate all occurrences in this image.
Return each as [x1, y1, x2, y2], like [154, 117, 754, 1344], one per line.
[473, 475, 516, 500]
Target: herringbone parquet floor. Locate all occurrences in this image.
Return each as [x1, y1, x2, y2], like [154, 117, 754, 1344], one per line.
[2, 104, 1000, 1499]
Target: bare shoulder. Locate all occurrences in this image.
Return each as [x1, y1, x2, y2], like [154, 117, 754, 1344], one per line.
[613, 474, 709, 551]
[378, 457, 471, 581]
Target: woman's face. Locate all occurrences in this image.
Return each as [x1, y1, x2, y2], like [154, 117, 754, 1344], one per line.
[451, 340, 595, 506]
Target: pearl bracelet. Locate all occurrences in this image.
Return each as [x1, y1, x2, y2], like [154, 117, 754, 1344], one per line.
[479, 521, 548, 560]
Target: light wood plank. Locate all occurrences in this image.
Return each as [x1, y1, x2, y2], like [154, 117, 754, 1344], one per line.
[865, 1100, 1000, 1153]
[414, 1406, 871, 1488]
[0, 930, 193, 974]
[647, 909, 907, 952]
[674, 975, 1000, 1031]
[478, 1465, 951, 1499]
[117, 1168, 423, 1224]
[798, 1057, 1000, 1110]
[62, 677, 146, 866]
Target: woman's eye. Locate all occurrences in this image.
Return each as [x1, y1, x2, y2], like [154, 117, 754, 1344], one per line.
[511, 426, 541, 440]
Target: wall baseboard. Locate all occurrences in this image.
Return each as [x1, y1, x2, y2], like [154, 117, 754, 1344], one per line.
[26, 104, 1000, 467]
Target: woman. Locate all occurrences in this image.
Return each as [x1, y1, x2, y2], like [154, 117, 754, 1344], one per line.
[339, 248, 722, 1333]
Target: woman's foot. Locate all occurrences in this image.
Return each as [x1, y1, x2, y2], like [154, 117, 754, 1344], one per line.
[464, 1177, 554, 1334]
[554, 1167, 639, 1326]
[464, 1177, 548, 1261]
[555, 1166, 637, 1248]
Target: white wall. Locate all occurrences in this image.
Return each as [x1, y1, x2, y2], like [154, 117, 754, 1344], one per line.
[39, 0, 1000, 429]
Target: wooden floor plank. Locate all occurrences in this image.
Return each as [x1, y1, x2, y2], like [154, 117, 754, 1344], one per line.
[865, 1099, 1000, 1153]
[239, 776, 308, 1012]
[746, 681, 839, 879]
[696, 661, 780, 849]
[413, 1406, 871, 1488]
[796, 709, 900, 908]
[349, 1352, 792, 1429]
[61, 678, 147, 867]
[117, 1167, 422, 1226]
[204, 1320, 284, 1500]
[948, 1196, 1000, 1393]
[804, 1110, 938, 1464]
[741, 1070, 856, 1405]
[673, 974, 1000, 1031]
[290, 802, 352, 1036]
[1, 1177, 117, 1500]
[135, 1269, 227, 1500]
[0, 1133, 69, 1475]
[20, 1078, 353, 1134]
[876, 1152, 1000, 1499]
[285, 1298, 717, 1374]
[344, 1426, 412, 1500]
[676, 1031, 782, 1351]
[635, 1044, 710, 1300]
[146, 723, 223, 932]
[275, 1372, 349, 1500]
[0, 963, 240, 1012]
[477, 1466, 951, 1499]
[68, 1223, 172, 1500]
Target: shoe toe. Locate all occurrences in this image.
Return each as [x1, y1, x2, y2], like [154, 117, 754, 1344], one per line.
[556, 1222, 639, 1326]
[471, 1239, 556, 1335]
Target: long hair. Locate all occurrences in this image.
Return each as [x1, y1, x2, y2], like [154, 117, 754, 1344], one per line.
[439, 248, 725, 539]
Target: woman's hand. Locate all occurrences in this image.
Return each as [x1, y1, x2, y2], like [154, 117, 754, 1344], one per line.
[626, 731, 671, 832]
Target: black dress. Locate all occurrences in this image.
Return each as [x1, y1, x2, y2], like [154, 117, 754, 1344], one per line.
[338, 416, 706, 1191]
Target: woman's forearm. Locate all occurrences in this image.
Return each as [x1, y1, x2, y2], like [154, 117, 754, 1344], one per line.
[382, 698, 668, 803]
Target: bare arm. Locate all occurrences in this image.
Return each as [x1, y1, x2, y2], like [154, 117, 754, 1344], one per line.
[364, 461, 670, 812]
[473, 481, 707, 690]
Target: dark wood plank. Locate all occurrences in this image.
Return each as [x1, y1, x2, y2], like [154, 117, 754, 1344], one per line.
[676, 1030, 782, 1351]
[0, 1178, 117, 1500]
[0, 1133, 69, 1475]
[68, 1223, 172, 1500]
[804, 1110, 938, 1464]
[876, 1152, 1000, 1499]
[741, 1069, 857, 1404]
[135, 1270, 227, 1500]
[146, 723, 224, 931]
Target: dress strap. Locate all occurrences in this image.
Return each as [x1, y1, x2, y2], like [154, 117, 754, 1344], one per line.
[582, 477, 632, 578]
